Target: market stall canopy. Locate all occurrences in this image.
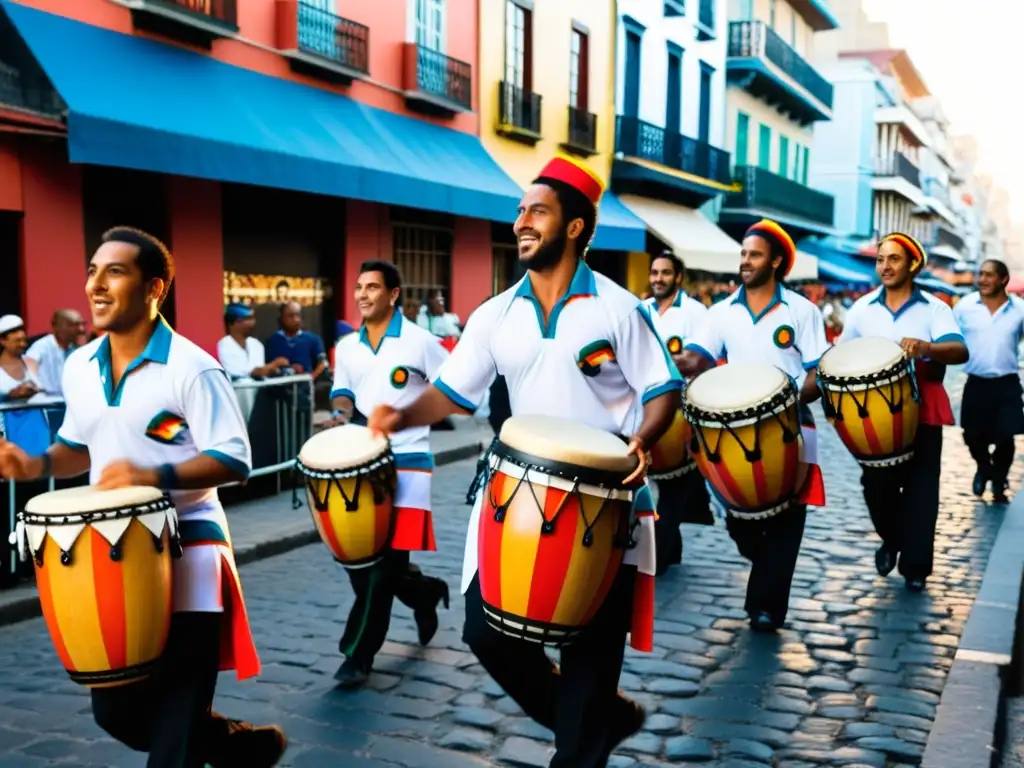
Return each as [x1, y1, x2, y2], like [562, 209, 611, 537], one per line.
[789, 251, 819, 281]
[618, 195, 741, 274]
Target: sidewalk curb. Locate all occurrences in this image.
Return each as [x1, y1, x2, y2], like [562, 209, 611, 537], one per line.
[922, 493, 1024, 768]
[0, 442, 484, 628]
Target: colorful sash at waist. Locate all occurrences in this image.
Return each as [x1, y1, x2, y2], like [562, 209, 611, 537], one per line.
[623, 485, 655, 653]
[915, 362, 954, 427]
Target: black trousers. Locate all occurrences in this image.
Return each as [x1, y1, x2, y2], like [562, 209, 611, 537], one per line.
[725, 504, 807, 624]
[91, 612, 231, 768]
[653, 470, 713, 573]
[339, 550, 443, 665]
[861, 424, 943, 580]
[463, 568, 635, 768]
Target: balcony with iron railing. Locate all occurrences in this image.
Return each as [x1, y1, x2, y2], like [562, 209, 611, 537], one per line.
[275, 0, 369, 82]
[726, 20, 833, 125]
[723, 165, 835, 230]
[614, 115, 732, 202]
[561, 105, 597, 156]
[496, 81, 542, 144]
[696, 0, 716, 40]
[118, 0, 238, 46]
[875, 152, 921, 188]
[402, 44, 472, 115]
[933, 223, 966, 253]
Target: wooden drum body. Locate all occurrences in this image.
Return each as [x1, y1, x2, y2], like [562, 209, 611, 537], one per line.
[478, 416, 639, 646]
[15, 486, 180, 688]
[298, 425, 398, 569]
[818, 337, 919, 468]
[684, 363, 806, 520]
[648, 408, 695, 481]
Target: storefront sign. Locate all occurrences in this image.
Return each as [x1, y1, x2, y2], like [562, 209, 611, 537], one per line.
[223, 271, 332, 307]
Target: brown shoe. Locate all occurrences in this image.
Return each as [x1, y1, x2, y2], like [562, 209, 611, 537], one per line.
[207, 720, 288, 768]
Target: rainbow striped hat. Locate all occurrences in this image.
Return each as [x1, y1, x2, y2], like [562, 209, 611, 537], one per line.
[879, 232, 928, 271]
[745, 219, 797, 278]
[533, 156, 606, 208]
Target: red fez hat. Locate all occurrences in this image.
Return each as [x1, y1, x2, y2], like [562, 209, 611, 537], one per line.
[745, 219, 797, 278]
[533, 156, 605, 208]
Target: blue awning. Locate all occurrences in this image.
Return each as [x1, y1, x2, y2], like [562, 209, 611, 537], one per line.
[799, 239, 878, 287]
[592, 191, 647, 252]
[915, 273, 965, 296]
[1, 1, 523, 222]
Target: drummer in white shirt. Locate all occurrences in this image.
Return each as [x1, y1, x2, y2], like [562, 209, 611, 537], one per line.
[643, 251, 713, 575]
[368, 156, 680, 767]
[679, 219, 828, 633]
[322, 259, 451, 690]
[837, 232, 968, 592]
[0, 227, 286, 767]
[216, 303, 289, 382]
[953, 259, 1024, 502]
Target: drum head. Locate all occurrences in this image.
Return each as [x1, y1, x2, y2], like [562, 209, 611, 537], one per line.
[820, 337, 904, 379]
[24, 485, 166, 516]
[498, 416, 636, 475]
[299, 424, 389, 471]
[686, 363, 788, 414]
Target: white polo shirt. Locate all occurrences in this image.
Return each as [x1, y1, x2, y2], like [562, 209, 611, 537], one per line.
[216, 335, 266, 380]
[57, 319, 252, 612]
[436, 261, 682, 434]
[331, 311, 449, 459]
[684, 284, 829, 387]
[953, 291, 1024, 378]
[644, 290, 708, 356]
[24, 334, 72, 396]
[839, 287, 964, 348]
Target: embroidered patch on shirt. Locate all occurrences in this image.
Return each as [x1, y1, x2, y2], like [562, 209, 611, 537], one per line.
[666, 336, 683, 355]
[390, 366, 426, 389]
[577, 340, 615, 377]
[145, 410, 189, 445]
[773, 325, 795, 349]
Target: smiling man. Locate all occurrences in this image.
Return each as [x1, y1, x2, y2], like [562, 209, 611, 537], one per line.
[366, 156, 681, 767]
[0, 227, 286, 767]
[837, 233, 968, 592]
[325, 260, 451, 689]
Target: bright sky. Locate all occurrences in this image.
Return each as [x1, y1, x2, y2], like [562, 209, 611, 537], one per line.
[861, 0, 1024, 224]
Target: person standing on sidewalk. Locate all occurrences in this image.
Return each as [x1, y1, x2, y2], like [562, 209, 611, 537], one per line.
[368, 156, 681, 767]
[0, 227, 287, 768]
[678, 219, 828, 633]
[953, 259, 1024, 502]
[836, 233, 968, 592]
[643, 250, 713, 575]
[324, 260, 451, 690]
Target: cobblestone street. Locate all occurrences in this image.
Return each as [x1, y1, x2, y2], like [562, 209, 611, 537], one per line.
[0, 392, 1020, 767]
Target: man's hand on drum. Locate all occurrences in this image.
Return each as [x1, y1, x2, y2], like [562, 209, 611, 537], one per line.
[97, 460, 159, 490]
[623, 436, 650, 486]
[368, 405, 403, 437]
[900, 338, 932, 360]
[0, 440, 38, 482]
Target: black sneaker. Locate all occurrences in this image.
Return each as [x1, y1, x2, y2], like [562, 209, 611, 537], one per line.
[874, 545, 897, 576]
[608, 696, 646, 753]
[207, 720, 287, 768]
[973, 472, 987, 497]
[415, 579, 450, 646]
[334, 659, 370, 690]
[749, 611, 777, 633]
[993, 480, 1009, 503]
[905, 578, 926, 593]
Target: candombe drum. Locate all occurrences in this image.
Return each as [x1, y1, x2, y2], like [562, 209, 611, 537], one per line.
[648, 407, 695, 481]
[297, 424, 398, 569]
[478, 415, 639, 646]
[817, 336, 919, 467]
[684, 363, 806, 520]
[12, 486, 179, 687]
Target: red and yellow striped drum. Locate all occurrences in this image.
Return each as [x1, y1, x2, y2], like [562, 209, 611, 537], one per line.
[685, 363, 807, 519]
[478, 415, 639, 646]
[817, 337, 919, 467]
[15, 486, 179, 688]
[298, 425, 398, 569]
[648, 408, 695, 481]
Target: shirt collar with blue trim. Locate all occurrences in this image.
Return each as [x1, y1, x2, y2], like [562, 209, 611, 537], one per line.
[870, 286, 928, 318]
[358, 309, 404, 351]
[91, 315, 173, 367]
[514, 259, 598, 301]
[730, 283, 787, 322]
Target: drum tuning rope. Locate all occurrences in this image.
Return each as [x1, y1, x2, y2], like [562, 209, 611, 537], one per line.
[299, 459, 397, 513]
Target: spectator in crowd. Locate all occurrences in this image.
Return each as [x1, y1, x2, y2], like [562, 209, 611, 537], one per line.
[265, 301, 328, 380]
[24, 309, 86, 397]
[403, 297, 421, 324]
[416, 289, 462, 338]
[0, 315, 43, 403]
[217, 303, 289, 381]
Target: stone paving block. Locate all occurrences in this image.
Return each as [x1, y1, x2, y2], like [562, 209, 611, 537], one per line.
[496, 736, 555, 767]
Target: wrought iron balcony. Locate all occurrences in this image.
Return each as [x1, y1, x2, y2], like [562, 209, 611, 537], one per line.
[0, 15, 63, 120]
[402, 43, 472, 115]
[119, 0, 238, 46]
[921, 176, 952, 208]
[616, 115, 732, 186]
[696, 0, 716, 40]
[496, 81, 542, 144]
[723, 165, 835, 229]
[875, 152, 921, 188]
[562, 105, 597, 156]
[726, 20, 832, 124]
[276, 0, 369, 82]
[933, 224, 965, 253]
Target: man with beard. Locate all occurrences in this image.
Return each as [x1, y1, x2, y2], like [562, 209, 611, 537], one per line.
[838, 233, 968, 592]
[643, 251, 713, 575]
[678, 220, 827, 632]
[953, 259, 1024, 502]
[367, 156, 681, 767]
